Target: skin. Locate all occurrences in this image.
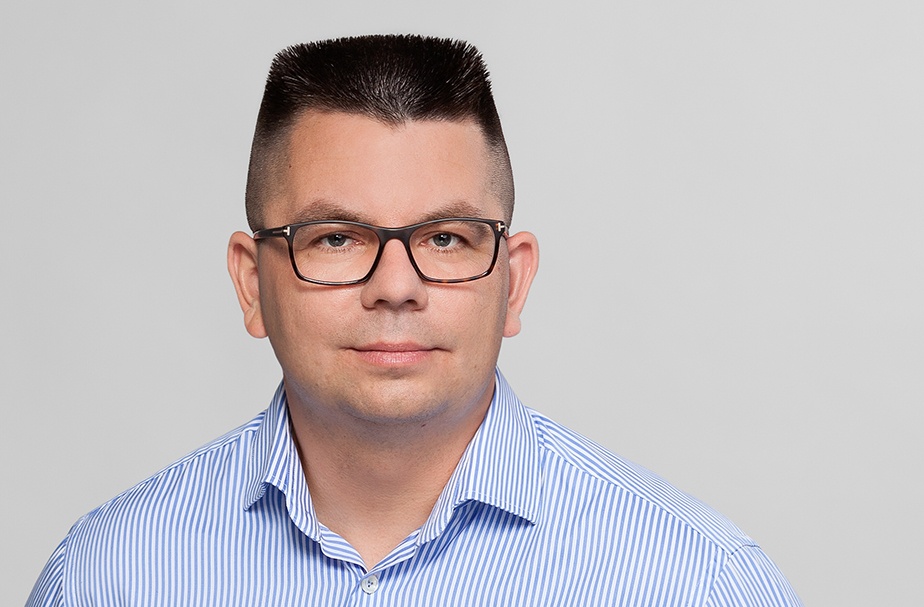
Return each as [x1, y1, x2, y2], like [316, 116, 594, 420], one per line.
[228, 111, 539, 568]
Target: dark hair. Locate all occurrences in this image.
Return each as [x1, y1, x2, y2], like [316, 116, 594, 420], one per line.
[245, 34, 514, 230]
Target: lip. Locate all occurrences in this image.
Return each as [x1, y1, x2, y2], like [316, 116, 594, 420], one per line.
[351, 342, 436, 366]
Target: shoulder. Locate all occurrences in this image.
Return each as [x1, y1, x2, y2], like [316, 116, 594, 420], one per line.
[527, 409, 803, 604]
[94, 411, 261, 511]
[516, 407, 803, 604]
[528, 407, 755, 555]
[26, 412, 267, 605]
[68, 412, 264, 552]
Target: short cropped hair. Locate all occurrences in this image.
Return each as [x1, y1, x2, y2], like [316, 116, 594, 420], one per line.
[245, 34, 514, 230]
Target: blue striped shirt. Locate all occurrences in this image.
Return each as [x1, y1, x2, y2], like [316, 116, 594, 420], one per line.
[28, 371, 801, 606]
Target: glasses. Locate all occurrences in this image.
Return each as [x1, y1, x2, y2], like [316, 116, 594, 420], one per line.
[253, 217, 509, 285]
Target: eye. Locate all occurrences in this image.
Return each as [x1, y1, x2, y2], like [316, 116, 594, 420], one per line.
[292, 223, 372, 256]
[321, 233, 351, 248]
[430, 232, 458, 248]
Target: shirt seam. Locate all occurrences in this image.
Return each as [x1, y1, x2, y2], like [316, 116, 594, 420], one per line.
[75, 420, 262, 527]
[697, 542, 763, 605]
[537, 439, 752, 559]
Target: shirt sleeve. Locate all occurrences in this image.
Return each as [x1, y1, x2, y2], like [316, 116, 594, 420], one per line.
[705, 545, 803, 607]
[25, 538, 67, 607]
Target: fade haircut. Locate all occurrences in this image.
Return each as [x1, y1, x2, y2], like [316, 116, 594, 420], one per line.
[245, 34, 514, 230]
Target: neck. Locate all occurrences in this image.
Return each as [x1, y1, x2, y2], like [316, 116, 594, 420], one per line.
[286, 387, 492, 569]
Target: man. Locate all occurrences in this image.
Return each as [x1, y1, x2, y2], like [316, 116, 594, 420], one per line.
[29, 35, 802, 605]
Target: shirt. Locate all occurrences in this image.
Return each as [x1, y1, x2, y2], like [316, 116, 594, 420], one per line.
[28, 370, 802, 606]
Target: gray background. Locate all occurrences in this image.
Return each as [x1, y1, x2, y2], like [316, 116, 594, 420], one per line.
[2, 1, 921, 605]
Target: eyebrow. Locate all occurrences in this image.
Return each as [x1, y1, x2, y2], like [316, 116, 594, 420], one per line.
[288, 199, 489, 226]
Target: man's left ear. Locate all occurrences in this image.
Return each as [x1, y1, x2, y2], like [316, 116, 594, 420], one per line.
[503, 231, 539, 337]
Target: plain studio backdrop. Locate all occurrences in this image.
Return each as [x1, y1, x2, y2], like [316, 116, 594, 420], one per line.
[2, 2, 921, 605]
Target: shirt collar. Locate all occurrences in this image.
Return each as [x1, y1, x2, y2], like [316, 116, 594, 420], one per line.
[419, 369, 542, 542]
[241, 369, 542, 543]
[241, 382, 321, 540]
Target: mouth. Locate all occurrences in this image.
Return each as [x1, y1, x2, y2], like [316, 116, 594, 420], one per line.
[350, 342, 437, 367]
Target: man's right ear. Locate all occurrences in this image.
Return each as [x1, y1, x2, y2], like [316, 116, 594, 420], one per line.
[227, 231, 267, 338]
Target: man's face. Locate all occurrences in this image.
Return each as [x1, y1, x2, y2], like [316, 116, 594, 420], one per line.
[230, 111, 537, 429]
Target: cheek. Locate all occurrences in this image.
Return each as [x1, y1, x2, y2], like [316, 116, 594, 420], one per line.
[481, 260, 511, 330]
[259, 275, 335, 358]
[258, 267, 289, 335]
[452, 281, 508, 355]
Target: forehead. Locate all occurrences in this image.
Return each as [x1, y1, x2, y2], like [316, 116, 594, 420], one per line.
[268, 111, 500, 227]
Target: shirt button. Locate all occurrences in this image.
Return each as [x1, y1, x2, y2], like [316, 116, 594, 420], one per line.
[361, 574, 379, 595]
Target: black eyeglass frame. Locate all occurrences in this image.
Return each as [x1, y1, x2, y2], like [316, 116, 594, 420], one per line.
[253, 217, 509, 285]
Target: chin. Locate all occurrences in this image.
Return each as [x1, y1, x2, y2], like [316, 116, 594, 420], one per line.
[341, 379, 480, 426]
[352, 386, 445, 420]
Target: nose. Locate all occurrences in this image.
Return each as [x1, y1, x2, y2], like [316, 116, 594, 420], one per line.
[359, 238, 429, 310]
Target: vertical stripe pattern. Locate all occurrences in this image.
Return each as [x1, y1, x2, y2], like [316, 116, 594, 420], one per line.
[27, 371, 802, 606]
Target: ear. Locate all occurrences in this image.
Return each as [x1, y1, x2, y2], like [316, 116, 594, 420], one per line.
[502, 230, 539, 337]
[227, 231, 267, 339]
